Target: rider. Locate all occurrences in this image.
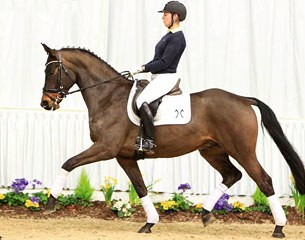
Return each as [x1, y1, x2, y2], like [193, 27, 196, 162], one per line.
[133, 1, 187, 154]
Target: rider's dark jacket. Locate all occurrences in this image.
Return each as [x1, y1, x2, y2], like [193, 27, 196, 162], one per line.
[143, 28, 186, 74]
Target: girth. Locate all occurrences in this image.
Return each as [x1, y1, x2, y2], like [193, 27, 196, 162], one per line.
[132, 79, 182, 117]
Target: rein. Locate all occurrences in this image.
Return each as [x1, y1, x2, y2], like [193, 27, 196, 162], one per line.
[66, 71, 133, 96]
[43, 50, 133, 99]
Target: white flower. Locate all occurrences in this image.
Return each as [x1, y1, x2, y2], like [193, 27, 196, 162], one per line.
[114, 200, 124, 209]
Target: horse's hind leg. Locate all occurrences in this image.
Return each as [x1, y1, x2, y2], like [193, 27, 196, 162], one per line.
[116, 156, 158, 234]
[235, 153, 286, 238]
[199, 147, 242, 226]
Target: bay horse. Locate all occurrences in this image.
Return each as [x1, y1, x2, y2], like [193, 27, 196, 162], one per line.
[40, 44, 305, 238]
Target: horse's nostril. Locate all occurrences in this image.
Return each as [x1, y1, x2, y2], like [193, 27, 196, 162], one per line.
[41, 100, 49, 108]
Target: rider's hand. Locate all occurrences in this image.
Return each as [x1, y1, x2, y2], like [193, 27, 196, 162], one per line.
[129, 64, 144, 76]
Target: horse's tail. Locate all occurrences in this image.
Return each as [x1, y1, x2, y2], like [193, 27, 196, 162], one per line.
[248, 97, 305, 195]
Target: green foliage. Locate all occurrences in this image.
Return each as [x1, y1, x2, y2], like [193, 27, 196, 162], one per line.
[290, 179, 305, 221]
[251, 187, 271, 214]
[3, 192, 29, 206]
[252, 187, 269, 206]
[100, 176, 117, 206]
[246, 205, 272, 215]
[32, 191, 48, 205]
[172, 192, 193, 211]
[128, 179, 160, 206]
[128, 183, 141, 206]
[74, 168, 94, 203]
[57, 194, 79, 208]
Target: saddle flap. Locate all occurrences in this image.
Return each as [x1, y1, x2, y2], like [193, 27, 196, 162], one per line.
[127, 80, 191, 126]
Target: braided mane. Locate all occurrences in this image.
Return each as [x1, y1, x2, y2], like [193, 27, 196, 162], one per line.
[60, 46, 119, 74]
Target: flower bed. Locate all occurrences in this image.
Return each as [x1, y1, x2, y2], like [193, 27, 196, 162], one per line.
[0, 172, 304, 225]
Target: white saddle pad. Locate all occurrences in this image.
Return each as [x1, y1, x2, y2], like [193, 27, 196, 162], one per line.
[127, 81, 191, 126]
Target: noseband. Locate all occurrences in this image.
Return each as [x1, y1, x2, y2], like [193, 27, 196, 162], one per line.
[42, 51, 70, 108]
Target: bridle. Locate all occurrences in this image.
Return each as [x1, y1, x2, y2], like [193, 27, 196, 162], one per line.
[43, 51, 133, 108]
[43, 51, 69, 106]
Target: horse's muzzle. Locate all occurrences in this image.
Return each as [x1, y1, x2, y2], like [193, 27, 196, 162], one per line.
[41, 94, 61, 111]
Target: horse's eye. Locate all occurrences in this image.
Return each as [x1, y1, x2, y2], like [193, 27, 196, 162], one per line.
[45, 68, 55, 75]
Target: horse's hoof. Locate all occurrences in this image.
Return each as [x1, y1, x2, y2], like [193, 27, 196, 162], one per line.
[138, 223, 155, 233]
[43, 209, 56, 215]
[202, 209, 213, 227]
[45, 195, 57, 211]
[272, 225, 285, 238]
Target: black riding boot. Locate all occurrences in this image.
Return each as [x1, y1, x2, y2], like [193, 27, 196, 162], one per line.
[135, 102, 156, 154]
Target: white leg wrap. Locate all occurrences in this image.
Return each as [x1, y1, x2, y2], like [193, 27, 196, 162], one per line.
[203, 183, 228, 212]
[50, 169, 69, 198]
[268, 195, 287, 226]
[140, 195, 159, 224]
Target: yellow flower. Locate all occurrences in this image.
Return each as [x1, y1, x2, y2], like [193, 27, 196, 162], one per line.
[46, 189, 51, 198]
[232, 201, 246, 210]
[195, 203, 203, 209]
[160, 200, 177, 211]
[290, 175, 295, 185]
[0, 193, 5, 200]
[103, 176, 118, 186]
[25, 200, 39, 208]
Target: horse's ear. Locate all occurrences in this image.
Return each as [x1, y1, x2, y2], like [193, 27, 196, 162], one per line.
[41, 43, 55, 56]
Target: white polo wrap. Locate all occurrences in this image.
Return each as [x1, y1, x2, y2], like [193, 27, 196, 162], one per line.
[203, 183, 228, 212]
[50, 169, 69, 198]
[140, 195, 159, 224]
[268, 194, 287, 226]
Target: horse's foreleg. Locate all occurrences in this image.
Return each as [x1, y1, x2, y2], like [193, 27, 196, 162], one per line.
[117, 157, 159, 233]
[46, 142, 115, 210]
[199, 148, 242, 226]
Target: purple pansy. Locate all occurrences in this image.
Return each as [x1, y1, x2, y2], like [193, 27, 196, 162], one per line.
[11, 178, 29, 194]
[178, 183, 191, 192]
[31, 179, 42, 189]
[214, 193, 232, 212]
[10, 178, 43, 194]
[30, 196, 40, 204]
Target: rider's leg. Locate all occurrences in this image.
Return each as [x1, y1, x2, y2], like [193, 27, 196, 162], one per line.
[136, 73, 178, 109]
[138, 102, 156, 154]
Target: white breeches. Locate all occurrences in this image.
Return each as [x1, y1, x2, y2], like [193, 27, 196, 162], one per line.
[136, 73, 179, 109]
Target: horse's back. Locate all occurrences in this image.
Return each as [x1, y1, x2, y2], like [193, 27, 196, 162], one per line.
[190, 88, 258, 137]
[191, 88, 250, 104]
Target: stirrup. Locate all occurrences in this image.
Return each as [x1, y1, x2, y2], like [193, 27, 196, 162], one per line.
[134, 137, 156, 154]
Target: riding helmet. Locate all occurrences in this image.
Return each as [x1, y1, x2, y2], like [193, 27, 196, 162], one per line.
[158, 1, 187, 21]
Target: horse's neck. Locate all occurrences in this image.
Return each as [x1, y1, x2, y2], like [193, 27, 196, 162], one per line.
[75, 65, 131, 114]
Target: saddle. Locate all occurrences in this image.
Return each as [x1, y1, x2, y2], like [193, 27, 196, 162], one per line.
[132, 79, 182, 117]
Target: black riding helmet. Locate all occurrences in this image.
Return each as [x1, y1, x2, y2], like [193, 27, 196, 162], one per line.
[158, 1, 187, 21]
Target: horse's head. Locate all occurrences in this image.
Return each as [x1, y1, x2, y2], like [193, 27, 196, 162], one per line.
[41, 44, 77, 110]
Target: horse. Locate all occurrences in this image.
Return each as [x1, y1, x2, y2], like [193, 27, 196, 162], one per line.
[40, 44, 305, 238]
